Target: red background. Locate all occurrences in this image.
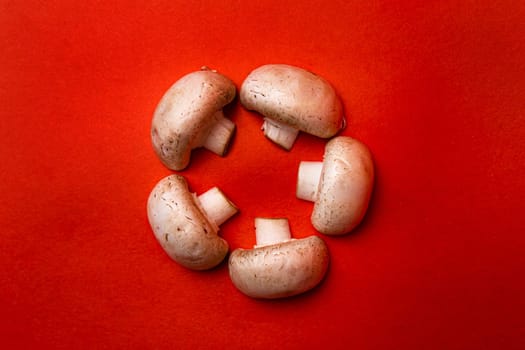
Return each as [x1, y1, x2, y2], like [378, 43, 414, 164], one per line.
[2, 1, 524, 348]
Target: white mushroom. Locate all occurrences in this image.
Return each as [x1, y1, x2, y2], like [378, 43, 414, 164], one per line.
[240, 64, 345, 150]
[228, 218, 329, 299]
[147, 174, 238, 270]
[297, 136, 374, 235]
[151, 67, 236, 171]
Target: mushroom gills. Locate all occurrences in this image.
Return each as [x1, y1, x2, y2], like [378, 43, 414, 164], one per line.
[261, 118, 299, 150]
[296, 161, 323, 202]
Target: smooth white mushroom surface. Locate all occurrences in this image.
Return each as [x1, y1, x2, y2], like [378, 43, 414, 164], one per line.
[151, 67, 236, 171]
[254, 217, 292, 247]
[147, 174, 238, 270]
[229, 218, 329, 299]
[240, 64, 345, 150]
[297, 136, 374, 235]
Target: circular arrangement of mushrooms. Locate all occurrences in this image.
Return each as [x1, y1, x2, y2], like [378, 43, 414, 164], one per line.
[147, 64, 375, 299]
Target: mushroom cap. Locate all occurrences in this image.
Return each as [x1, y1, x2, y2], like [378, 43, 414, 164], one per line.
[313, 136, 374, 235]
[151, 69, 236, 170]
[240, 64, 344, 138]
[147, 174, 229, 270]
[228, 236, 329, 299]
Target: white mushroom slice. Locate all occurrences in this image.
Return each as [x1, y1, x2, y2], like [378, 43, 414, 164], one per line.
[229, 218, 329, 299]
[147, 175, 238, 270]
[240, 64, 345, 149]
[296, 136, 374, 235]
[151, 67, 236, 171]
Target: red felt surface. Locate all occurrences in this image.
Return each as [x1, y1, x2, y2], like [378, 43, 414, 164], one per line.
[1, 1, 524, 348]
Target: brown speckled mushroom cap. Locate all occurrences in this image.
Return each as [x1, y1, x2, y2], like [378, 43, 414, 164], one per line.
[151, 69, 236, 171]
[313, 136, 374, 235]
[147, 174, 229, 270]
[240, 64, 344, 138]
[228, 236, 329, 299]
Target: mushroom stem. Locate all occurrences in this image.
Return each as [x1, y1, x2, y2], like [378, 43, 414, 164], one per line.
[202, 110, 236, 156]
[296, 161, 323, 202]
[197, 187, 238, 227]
[262, 118, 300, 150]
[255, 217, 292, 247]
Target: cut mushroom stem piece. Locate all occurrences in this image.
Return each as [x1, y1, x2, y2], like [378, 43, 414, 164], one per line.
[296, 161, 323, 202]
[228, 217, 330, 299]
[262, 118, 300, 150]
[255, 217, 292, 247]
[197, 187, 238, 227]
[202, 110, 236, 156]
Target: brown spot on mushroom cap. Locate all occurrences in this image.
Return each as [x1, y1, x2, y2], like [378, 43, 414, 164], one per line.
[313, 136, 374, 235]
[228, 236, 329, 299]
[151, 69, 236, 171]
[240, 64, 344, 138]
[147, 174, 229, 270]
